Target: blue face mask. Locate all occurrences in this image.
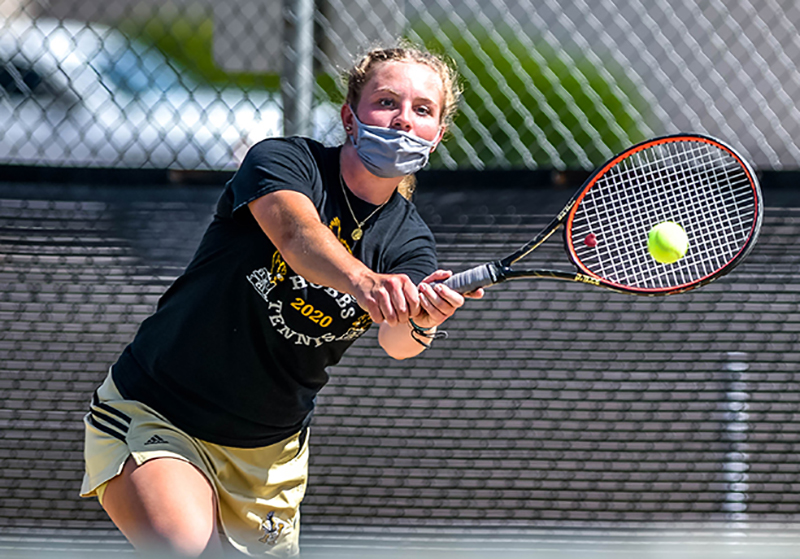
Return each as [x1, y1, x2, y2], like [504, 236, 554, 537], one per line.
[350, 110, 438, 178]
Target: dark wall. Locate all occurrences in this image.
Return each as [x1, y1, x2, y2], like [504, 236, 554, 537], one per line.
[1, 169, 799, 529]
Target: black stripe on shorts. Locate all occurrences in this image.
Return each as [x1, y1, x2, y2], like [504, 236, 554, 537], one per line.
[92, 390, 132, 424]
[90, 407, 130, 436]
[89, 389, 131, 441]
[88, 414, 127, 442]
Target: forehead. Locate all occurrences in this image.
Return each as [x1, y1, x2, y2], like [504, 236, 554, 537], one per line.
[364, 60, 444, 101]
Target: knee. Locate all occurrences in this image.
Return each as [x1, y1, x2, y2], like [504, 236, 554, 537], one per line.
[109, 506, 221, 557]
[101, 457, 221, 556]
[142, 526, 221, 557]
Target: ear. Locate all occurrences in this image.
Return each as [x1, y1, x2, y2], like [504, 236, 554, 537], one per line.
[341, 105, 356, 139]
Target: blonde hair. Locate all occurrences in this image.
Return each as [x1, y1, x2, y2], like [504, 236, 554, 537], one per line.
[344, 42, 462, 199]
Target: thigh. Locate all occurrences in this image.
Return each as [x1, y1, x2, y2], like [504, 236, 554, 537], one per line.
[102, 455, 223, 557]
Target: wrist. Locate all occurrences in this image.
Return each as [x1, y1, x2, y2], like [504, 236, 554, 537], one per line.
[348, 266, 376, 298]
[408, 317, 437, 332]
[409, 318, 447, 349]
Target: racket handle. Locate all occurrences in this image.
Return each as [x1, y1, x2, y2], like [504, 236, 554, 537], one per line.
[442, 263, 500, 294]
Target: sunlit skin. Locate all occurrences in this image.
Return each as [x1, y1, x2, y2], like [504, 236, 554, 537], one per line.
[353, 60, 446, 140]
[339, 61, 446, 205]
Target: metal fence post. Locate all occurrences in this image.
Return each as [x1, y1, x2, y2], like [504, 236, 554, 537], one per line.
[282, 0, 315, 137]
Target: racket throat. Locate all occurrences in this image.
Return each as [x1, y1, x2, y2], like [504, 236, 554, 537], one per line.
[489, 261, 512, 283]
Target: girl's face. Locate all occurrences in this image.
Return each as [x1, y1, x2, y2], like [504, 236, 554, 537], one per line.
[348, 60, 446, 146]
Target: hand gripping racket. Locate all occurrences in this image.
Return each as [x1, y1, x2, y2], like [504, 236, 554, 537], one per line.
[444, 134, 763, 296]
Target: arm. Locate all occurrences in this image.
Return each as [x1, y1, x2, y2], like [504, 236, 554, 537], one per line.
[378, 320, 429, 360]
[378, 270, 484, 359]
[248, 190, 420, 325]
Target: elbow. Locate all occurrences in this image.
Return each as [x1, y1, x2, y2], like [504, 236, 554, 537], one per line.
[378, 327, 425, 360]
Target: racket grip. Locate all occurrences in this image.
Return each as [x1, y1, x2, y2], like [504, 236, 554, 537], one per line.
[442, 263, 499, 294]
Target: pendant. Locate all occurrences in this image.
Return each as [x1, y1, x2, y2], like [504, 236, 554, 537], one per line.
[351, 227, 363, 241]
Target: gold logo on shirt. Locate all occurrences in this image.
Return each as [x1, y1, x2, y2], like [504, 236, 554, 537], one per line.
[328, 217, 353, 254]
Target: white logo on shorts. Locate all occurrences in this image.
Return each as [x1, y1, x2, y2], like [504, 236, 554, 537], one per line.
[258, 511, 288, 546]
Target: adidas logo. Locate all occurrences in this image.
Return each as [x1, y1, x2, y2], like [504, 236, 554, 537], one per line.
[143, 434, 169, 446]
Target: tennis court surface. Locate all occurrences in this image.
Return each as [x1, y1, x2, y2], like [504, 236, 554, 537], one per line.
[3, 525, 800, 558]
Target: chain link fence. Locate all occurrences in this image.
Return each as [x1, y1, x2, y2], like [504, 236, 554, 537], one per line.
[1, 0, 799, 171]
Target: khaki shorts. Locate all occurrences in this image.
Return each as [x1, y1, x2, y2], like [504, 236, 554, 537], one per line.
[81, 370, 309, 557]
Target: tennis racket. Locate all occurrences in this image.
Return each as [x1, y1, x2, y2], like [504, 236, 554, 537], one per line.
[444, 134, 763, 296]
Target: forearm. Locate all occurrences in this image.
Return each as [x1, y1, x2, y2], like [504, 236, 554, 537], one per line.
[379, 321, 432, 360]
[277, 217, 368, 295]
[248, 190, 419, 325]
[249, 191, 370, 296]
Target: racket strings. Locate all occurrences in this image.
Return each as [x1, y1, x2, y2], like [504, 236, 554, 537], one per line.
[616, 145, 751, 285]
[654, 145, 742, 281]
[614, 147, 750, 286]
[571, 139, 757, 290]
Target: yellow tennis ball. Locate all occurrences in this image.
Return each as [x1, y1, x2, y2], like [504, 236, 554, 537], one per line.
[648, 221, 688, 264]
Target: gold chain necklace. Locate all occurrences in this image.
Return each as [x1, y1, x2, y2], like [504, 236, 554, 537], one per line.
[339, 174, 389, 241]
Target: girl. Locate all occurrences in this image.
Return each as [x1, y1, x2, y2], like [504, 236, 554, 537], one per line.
[81, 43, 481, 557]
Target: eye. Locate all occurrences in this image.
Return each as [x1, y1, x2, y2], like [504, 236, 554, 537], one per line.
[378, 98, 395, 108]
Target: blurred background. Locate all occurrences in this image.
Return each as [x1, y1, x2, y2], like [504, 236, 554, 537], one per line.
[2, 0, 800, 556]
[2, 0, 800, 171]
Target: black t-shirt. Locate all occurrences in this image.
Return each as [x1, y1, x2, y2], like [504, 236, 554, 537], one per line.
[112, 137, 437, 447]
